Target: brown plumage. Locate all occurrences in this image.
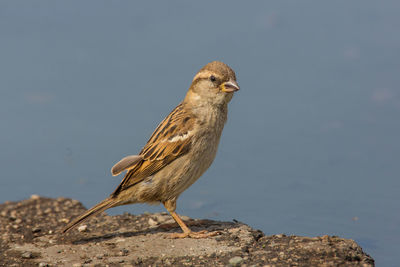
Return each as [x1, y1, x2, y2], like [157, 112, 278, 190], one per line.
[62, 61, 239, 238]
[112, 103, 196, 195]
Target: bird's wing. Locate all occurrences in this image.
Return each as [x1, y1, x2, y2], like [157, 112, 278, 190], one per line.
[111, 103, 195, 196]
[111, 155, 143, 176]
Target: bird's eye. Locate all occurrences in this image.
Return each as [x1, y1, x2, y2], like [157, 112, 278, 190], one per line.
[210, 75, 216, 82]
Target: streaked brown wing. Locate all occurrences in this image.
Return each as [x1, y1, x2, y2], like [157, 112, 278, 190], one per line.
[112, 103, 195, 196]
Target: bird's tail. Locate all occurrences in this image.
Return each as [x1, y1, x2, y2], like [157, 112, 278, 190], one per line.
[62, 197, 119, 233]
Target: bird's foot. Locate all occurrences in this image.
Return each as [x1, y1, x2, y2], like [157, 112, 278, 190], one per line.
[168, 230, 220, 239]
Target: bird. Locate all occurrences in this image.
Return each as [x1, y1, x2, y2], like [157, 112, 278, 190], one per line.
[62, 61, 239, 238]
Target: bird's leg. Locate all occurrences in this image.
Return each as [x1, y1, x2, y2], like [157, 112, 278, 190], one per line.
[168, 211, 219, 239]
[163, 200, 219, 239]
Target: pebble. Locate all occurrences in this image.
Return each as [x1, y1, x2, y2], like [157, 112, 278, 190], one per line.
[228, 228, 240, 234]
[181, 215, 191, 221]
[321, 235, 330, 241]
[30, 194, 40, 200]
[44, 208, 52, 214]
[39, 263, 49, 267]
[77, 225, 88, 232]
[71, 199, 80, 205]
[21, 251, 33, 259]
[148, 218, 158, 226]
[118, 249, 129, 256]
[229, 256, 243, 266]
[32, 227, 42, 233]
[10, 210, 17, 220]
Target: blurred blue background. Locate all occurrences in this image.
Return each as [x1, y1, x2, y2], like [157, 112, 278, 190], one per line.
[1, 1, 399, 266]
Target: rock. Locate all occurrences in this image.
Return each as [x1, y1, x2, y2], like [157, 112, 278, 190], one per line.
[30, 194, 40, 200]
[77, 225, 87, 232]
[32, 227, 41, 233]
[229, 256, 244, 266]
[21, 251, 33, 259]
[10, 210, 17, 220]
[118, 249, 129, 256]
[0, 196, 374, 266]
[148, 218, 158, 226]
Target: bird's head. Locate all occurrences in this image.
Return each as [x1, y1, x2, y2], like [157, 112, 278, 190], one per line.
[185, 61, 239, 106]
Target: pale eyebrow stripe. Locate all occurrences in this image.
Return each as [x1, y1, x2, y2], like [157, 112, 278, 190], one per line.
[192, 70, 221, 82]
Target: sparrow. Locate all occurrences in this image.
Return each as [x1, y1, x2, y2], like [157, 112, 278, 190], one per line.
[62, 61, 239, 238]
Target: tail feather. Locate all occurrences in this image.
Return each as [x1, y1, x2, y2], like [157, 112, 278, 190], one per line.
[62, 197, 118, 233]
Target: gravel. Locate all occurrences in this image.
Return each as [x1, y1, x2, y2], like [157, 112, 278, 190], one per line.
[229, 256, 243, 266]
[0, 196, 374, 266]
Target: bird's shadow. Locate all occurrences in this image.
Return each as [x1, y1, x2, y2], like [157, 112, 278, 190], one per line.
[68, 219, 236, 245]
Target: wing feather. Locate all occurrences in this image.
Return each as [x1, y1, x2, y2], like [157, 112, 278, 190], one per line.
[112, 103, 195, 196]
[111, 155, 143, 176]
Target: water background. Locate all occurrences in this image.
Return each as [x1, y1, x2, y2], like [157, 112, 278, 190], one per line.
[1, 1, 399, 266]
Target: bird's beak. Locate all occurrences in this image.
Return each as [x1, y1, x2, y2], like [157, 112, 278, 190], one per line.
[220, 80, 240, 93]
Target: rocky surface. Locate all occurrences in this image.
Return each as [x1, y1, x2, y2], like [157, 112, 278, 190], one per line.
[0, 195, 374, 266]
